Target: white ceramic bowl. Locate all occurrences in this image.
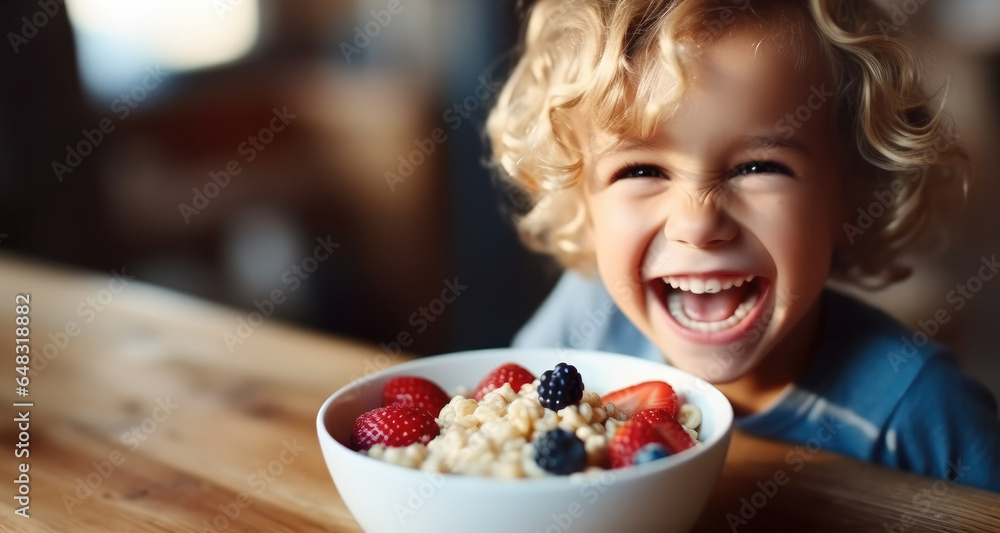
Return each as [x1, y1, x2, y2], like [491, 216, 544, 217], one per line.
[317, 348, 733, 533]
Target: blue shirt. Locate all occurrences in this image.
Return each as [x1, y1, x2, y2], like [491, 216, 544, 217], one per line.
[514, 272, 1000, 492]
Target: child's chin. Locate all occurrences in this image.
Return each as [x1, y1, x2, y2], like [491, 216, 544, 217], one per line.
[665, 351, 756, 384]
[654, 334, 767, 383]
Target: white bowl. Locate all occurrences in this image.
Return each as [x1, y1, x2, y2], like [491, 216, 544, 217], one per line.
[317, 348, 733, 533]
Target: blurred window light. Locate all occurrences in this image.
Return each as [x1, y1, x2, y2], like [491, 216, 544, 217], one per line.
[66, 0, 260, 101]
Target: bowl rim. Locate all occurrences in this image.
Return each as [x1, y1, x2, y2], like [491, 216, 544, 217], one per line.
[316, 347, 734, 488]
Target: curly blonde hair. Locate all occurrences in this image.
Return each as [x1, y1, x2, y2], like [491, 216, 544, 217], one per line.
[486, 0, 969, 287]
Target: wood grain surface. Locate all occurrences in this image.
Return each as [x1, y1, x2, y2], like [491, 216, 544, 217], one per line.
[0, 254, 997, 533]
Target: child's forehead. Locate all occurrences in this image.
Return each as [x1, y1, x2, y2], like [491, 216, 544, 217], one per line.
[571, 24, 834, 158]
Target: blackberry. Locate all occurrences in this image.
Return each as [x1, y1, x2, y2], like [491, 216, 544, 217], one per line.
[634, 443, 670, 465]
[537, 362, 584, 411]
[534, 428, 587, 475]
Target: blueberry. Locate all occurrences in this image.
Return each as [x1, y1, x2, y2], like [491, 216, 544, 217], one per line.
[534, 428, 587, 475]
[634, 443, 670, 465]
[537, 362, 584, 411]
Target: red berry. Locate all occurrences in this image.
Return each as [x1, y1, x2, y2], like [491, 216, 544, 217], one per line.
[383, 376, 450, 416]
[609, 409, 667, 468]
[632, 408, 673, 425]
[608, 408, 694, 468]
[472, 362, 536, 401]
[350, 405, 439, 451]
[655, 414, 696, 455]
[603, 381, 679, 417]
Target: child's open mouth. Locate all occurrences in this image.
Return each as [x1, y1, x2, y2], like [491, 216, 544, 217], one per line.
[654, 274, 770, 343]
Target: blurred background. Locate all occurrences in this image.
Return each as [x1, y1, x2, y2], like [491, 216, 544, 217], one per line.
[0, 0, 560, 358]
[0, 0, 997, 398]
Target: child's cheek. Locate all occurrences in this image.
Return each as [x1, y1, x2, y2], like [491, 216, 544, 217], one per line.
[591, 201, 654, 303]
[592, 200, 648, 258]
[755, 197, 835, 276]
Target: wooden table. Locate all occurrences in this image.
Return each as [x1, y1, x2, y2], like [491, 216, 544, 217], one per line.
[0, 254, 997, 533]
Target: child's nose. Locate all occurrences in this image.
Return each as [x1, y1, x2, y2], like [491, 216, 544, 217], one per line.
[663, 198, 738, 249]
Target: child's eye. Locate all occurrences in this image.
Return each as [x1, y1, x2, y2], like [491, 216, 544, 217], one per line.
[612, 165, 665, 181]
[730, 160, 794, 178]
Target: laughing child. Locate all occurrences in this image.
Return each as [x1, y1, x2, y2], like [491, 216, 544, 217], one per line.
[486, 0, 1000, 491]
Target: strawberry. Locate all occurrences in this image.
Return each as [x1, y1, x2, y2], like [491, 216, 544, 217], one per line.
[632, 407, 673, 425]
[608, 408, 694, 468]
[472, 362, 536, 401]
[609, 412, 664, 469]
[382, 376, 450, 416]
[603, 381, 679, 417]
[655, 414, 696, 455]
[349, 405, 439, 451]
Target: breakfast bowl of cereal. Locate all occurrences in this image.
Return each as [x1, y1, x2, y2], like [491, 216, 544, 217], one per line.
[316, 348, 733, 533]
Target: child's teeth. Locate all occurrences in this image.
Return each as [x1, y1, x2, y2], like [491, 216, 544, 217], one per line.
[668, 290, 683, 314]
[689, 278, 705, 294]
[664, 275, 758, 295]
[663, 275, 762, 332]
[704, 279, 721, 293]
